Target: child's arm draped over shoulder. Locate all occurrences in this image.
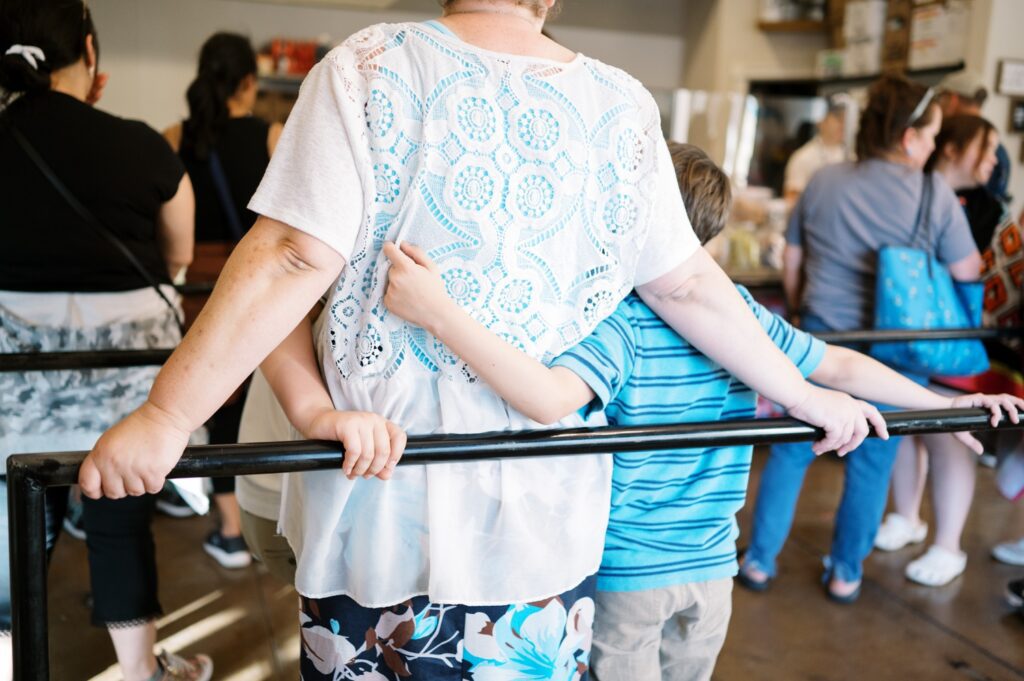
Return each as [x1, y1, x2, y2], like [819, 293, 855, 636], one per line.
[260, 304, 407, 480]
[636, 248, 887, 456]
[383, 242, 595, 425]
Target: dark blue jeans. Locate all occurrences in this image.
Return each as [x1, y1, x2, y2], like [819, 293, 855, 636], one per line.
[744, 314, 918, 584]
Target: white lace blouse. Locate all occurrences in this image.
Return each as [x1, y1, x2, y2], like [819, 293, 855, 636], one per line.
[249, 21, 699, 606]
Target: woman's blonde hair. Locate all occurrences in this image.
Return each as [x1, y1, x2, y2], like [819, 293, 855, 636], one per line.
[438, 0, 562, 19]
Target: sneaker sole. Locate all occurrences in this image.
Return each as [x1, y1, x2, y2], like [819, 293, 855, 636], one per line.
[203, 542, 253, 569]
[155, 500, 196, 518]
[991, 548, 1024, 567]
[61, 518, 86, 541]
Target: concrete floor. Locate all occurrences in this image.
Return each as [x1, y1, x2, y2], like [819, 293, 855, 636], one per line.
[46, 449, 1024, 680]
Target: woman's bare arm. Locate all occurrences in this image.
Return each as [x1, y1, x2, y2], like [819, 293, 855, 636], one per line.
[782, 243, 804, 316]
[79, 216, 347, 499]
[156, 174, 195, 279]
[636, 248, 888, 456]
[948, 251, 983, 281]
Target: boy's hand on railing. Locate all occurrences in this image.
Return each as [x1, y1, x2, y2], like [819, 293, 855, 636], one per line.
[947, 393, 1024, 454]
[79, 400, 191, 499]
[302, 409, 408, 480]
[382, 241, 456, 336]
[786, 385, 889, 457]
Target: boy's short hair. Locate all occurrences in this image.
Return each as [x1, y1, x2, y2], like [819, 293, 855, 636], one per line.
[667, 142, 732, 245]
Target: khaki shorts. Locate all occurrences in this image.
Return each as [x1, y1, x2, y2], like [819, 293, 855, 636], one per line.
[239, 509, 296, 585]
[591, 578, 733, 681]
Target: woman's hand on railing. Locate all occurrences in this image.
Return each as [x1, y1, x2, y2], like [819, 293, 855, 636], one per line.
[79, 400, 192, 499]
[947, 393, 1024, 453]
[786, 385, 889, 457]
[301, 409, 408, 481]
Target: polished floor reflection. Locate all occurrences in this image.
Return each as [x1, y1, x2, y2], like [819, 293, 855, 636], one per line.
[47, 449, 1024, 680]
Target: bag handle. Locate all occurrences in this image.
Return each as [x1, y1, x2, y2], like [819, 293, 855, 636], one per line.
[907, 171, 934, 251]
[8, 122, 185, 332]
[208, 149, 245, 241]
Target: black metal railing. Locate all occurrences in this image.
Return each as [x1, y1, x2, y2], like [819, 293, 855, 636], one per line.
[7, 408, 1024, 679]
[4, 322, 1023, 677]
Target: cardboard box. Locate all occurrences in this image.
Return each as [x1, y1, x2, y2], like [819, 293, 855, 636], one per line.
[844, 37, 882, 75]
[843, 0, 888, 40]
[909, 0, 969, 70]
[881, 0, 913, 73]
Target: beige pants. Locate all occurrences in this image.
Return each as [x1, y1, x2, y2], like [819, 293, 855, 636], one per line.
[239, 509, 296, 585]
[591, 578, 733, 681]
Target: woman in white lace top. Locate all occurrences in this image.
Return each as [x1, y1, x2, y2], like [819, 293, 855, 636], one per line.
[82, 2, 880, 678]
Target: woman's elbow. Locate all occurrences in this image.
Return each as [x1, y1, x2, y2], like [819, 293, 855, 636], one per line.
[949, 251, 983, 282]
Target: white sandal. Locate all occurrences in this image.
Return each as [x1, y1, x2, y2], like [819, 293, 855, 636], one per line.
[905, 545, 967, 587]
[874, 513, 927, 552]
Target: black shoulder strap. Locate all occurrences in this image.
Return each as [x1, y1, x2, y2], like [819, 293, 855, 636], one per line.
[208, 150, 245, 241]
[908, 172, 933, 250]
[8, 123, 185, 332]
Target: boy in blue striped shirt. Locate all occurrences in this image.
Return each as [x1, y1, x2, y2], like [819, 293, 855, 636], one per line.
[382, 144, 1017, 681]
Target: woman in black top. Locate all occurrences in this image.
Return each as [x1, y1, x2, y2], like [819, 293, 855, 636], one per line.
[0, 2, 210, 679]
[163, 33, 283, 572]
[164, 33, 283, 242]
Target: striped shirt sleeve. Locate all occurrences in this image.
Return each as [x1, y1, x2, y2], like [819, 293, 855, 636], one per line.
[739, 286, 824, 377]
[550, 303, 638, 418]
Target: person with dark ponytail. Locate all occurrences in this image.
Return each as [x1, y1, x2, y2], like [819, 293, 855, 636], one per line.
[164, 32, 283, 243]
[163, 33, 284, 572]
[739, 75, 982, 603]
[0, 1, 211, 679]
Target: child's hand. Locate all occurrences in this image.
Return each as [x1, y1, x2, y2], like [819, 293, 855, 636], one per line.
[302, 409, 408, 480]
[947, 393, 1024, 454]
[383, 241, 454, 334]
[787, 385, 889, 457]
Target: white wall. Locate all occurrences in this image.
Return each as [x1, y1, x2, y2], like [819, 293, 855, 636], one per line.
[964, 0, 1024, 218]
[683, 0, 826, 92]
[88, 0, 685, 131]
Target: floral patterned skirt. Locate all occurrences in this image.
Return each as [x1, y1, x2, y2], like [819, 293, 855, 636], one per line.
[299, 575, 596, 680]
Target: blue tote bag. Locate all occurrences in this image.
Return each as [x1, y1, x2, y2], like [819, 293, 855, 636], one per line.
[870, 173, 989, 376]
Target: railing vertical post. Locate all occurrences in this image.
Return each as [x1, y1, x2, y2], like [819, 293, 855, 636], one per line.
[7, 463, 50, 680]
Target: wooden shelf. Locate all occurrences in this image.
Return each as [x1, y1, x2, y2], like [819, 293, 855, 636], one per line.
[749, 61, 966, 97]
[257, 74, 305, 95]
[757, 19, 826, 33]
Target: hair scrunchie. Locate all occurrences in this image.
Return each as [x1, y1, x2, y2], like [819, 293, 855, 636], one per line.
[4, 45, 46, 70]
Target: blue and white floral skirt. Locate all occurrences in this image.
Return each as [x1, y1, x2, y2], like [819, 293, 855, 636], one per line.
[299, 575, 596, 680]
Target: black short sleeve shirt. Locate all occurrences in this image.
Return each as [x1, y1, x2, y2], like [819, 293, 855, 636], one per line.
[0, 91, 186, 292]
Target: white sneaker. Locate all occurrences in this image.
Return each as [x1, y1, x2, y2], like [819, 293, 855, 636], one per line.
[992, 537, 1024, 566]
[905, 545, 967, 587]
[874, 513, 928, 552]
[157, 650, 213, 681]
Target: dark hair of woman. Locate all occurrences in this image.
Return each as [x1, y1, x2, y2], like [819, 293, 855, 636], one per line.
[856, 74, 939, 161]
[0, 0, 99, 106]
[924, 113, 996, 174]
[182, 32, 257, 160]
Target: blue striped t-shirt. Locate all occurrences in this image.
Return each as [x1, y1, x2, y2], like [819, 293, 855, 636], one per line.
[551, 286, 825, 592]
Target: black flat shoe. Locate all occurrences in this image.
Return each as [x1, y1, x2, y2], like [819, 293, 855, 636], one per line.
[736, 567, 773, 592]
[825, 581, 861, 605]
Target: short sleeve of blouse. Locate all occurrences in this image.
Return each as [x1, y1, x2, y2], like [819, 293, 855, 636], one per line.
[931, 176, 979, 265]
[632, 124, 701, 286]
[130, 122, 185, 203]
[248, 49, 368, 260]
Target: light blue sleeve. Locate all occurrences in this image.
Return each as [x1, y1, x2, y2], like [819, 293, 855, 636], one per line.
[738, 285, 825, 378]
[550, 303, 637, 418]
